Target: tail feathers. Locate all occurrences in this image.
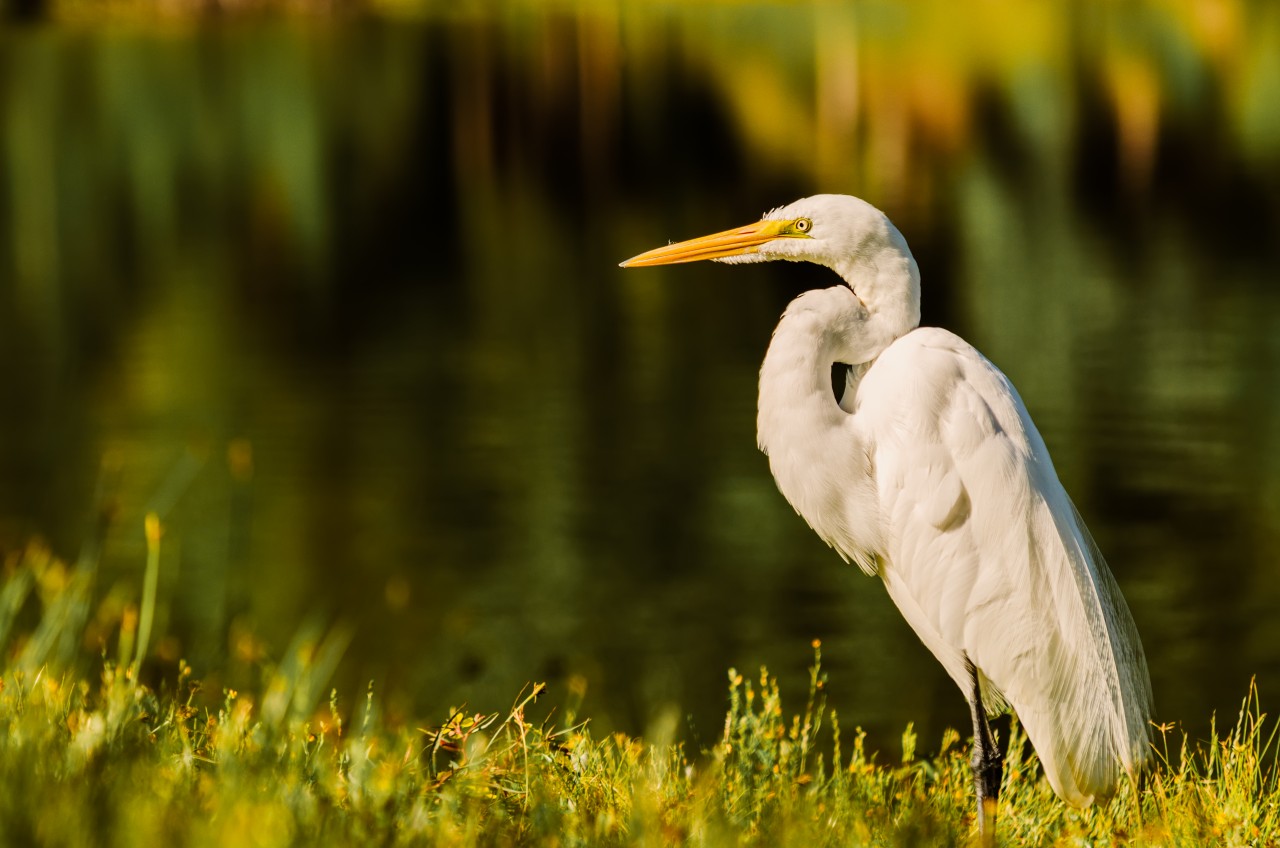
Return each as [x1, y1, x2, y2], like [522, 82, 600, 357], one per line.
[1005, 498, 1153, 806]
[1015, 674, 1148, 806]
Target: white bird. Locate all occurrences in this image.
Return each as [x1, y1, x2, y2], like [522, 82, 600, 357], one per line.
[621, 194, 1152, 843]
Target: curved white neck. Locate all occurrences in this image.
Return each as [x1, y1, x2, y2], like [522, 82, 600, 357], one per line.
[754, 282, 919, 572]
[756, 287, 873, 458]
[828, 236, 921, 351]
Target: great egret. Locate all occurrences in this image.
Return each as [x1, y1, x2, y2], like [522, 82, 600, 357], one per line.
[620, 194, 1152, 843]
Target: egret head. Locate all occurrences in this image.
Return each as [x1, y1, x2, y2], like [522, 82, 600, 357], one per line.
[620, 194, 920, 322]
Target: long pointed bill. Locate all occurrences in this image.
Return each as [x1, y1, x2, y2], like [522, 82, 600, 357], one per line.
[619, 218, 796, 267]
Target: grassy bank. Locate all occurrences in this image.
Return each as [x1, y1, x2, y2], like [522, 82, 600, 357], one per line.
[0, 541, 1276, 846]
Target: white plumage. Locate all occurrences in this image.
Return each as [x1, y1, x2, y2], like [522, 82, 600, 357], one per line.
[623, 194, 1153, 824]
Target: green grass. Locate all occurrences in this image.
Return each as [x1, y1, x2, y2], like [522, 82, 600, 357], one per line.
[1, 542, 1278, 846]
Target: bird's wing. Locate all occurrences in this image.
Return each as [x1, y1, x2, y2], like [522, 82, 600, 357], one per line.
[852, 327, 1152, 806]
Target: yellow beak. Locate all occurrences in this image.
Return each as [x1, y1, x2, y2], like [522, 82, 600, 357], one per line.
[619, 218, 799, 267]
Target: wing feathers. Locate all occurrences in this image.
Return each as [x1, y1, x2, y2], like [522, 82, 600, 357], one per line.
[855, 328, 1152, 806]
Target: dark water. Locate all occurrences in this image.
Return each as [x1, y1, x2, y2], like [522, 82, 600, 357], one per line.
[1, 5, 1279, 751]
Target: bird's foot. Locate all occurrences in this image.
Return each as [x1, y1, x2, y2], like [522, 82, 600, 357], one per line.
[977, 795, 998, 847]
[972, 748, 1003, 846]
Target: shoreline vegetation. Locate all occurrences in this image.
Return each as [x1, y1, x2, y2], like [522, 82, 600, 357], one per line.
[1, 538, 1277, 846]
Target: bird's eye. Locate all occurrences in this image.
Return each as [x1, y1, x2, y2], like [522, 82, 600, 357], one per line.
[793, 218, 812, 233]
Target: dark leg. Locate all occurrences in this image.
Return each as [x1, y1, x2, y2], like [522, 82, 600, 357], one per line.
[966, 657, 1004, 847]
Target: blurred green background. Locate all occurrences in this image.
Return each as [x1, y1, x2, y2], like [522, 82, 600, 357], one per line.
[1, 1, 1278, 752]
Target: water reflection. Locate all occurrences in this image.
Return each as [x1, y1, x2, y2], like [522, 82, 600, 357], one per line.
[1, 4, 1278, 750]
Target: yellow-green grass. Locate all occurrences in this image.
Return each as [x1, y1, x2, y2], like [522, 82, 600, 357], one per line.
[0, 541, 1276, 847]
